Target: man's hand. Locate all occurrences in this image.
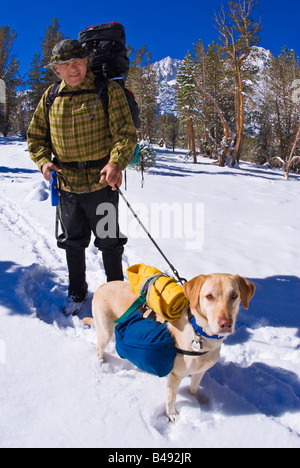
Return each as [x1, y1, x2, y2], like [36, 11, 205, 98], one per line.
[42, 162, 61, 182]
[100, 162, 122, 190]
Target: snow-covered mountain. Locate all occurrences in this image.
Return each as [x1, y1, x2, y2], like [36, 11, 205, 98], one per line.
[152, 56, 182, 115]
[244, 46, 272, 102]
[152, 56, 182, 83]
[152, 47, 273, 116]
[247, 46, 272, 73]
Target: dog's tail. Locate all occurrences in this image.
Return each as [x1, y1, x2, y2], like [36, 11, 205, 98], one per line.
[82, 317, 95, 327]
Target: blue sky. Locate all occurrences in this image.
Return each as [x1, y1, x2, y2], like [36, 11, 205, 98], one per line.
[1, 0, 300, 77]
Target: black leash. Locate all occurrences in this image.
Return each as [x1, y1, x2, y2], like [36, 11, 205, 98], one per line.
[116, 185, 187, 285]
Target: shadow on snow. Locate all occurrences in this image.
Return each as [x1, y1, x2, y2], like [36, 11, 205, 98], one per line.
[1, 260, 299, 419]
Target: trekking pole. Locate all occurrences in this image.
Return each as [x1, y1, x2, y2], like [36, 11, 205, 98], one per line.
[116, 186, 187, 285]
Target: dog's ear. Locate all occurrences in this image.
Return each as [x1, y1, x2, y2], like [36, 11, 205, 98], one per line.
[235, 275, 256, 310]
[183, 275, 208, 310]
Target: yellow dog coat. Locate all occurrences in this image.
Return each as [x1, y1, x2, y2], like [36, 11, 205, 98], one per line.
[127, 264, 189, 322]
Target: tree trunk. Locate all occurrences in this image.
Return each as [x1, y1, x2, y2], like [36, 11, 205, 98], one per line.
[231, 66, 244, 166]
[195, 76, 232, 166]
[285, 124, 300, 179]
[187, 120, 197, 163]
[3, 101, 9, 137]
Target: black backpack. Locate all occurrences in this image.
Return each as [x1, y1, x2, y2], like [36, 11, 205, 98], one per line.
[78, 22, 130, 81]
[78, 22, 140, 128]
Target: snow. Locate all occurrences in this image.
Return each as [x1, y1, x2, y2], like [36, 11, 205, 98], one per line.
[0, 136, 300, 448]
[152, 57, 181, 115]
[152, 57, 182, 83]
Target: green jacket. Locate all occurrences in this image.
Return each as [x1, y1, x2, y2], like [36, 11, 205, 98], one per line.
[27, 71, 137, 193]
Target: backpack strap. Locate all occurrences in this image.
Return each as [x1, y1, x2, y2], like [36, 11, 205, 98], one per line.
[46, 81, 61, 113]
[45, 81, 61, 142]
[96, 77, 141, 130]
[113, 294, 146, 324]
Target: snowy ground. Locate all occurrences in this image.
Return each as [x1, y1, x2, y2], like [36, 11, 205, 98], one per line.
[0, 136, 299, 448]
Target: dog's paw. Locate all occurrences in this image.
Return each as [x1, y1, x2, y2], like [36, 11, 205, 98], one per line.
[196, 393, 210, 405]
[166, 411, 179, 423]
[96, 348, 104, 360]
[190, 386, 210, 405]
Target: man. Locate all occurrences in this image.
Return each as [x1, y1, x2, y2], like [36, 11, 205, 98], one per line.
[27, 39, 137, 315]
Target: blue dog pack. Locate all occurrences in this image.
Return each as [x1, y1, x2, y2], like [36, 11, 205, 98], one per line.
[115, 307, 177, 378]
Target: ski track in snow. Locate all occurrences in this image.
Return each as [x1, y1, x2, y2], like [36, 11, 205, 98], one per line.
[0, 188, 108, 327]
[0, 192, 62, 266]
[0, 139, 300, 448]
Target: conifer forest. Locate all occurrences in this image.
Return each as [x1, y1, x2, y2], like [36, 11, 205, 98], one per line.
[0, 0, 299, 174]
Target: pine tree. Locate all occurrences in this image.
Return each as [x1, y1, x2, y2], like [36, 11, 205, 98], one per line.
[127, 46, 158, 141]
[256, 87, 274, 163]
[27, 52, 45, 122]
[41, 18, 66, 90]
[258, 47, 300, 174]
[215, 0, 262, 165]
[142, 51, 159, 141]
[193, 40, 234, 160]
[27, 18, 66, 123]
[157, 113, 180, 151]
[176, 52, 199, 162]
[0, 26, 21, 136]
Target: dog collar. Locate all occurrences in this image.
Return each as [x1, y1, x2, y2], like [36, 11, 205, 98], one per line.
[176, 348, 208, 357]
[189, 314, 224, 340]
[176, 312, 223, 357]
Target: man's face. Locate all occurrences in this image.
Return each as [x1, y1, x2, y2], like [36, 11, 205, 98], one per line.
[54, 57, 89, 87]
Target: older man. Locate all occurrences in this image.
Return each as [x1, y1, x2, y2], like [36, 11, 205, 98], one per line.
[27, 39, 137, 315]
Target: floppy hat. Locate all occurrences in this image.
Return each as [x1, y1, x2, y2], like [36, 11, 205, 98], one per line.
[47, 39, 91, 67]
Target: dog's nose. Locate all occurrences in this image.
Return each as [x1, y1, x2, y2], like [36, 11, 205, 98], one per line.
[218, 318, 233, 332]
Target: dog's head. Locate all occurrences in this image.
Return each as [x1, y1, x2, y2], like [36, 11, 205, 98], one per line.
[183, 274, 255, 336]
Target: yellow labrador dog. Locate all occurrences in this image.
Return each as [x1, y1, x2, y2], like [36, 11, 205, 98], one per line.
[84, 274, 255, 422]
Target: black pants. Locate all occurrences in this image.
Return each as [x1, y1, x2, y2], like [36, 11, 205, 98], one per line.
[57, 186, 127, 296]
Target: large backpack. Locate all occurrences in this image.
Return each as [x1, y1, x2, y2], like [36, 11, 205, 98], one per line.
[78, 22, 129, 81]
[78, 22, 140, 129]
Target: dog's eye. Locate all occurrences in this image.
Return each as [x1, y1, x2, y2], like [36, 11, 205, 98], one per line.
[206, 294, 215, 301]
[231, 292, 239, 300]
